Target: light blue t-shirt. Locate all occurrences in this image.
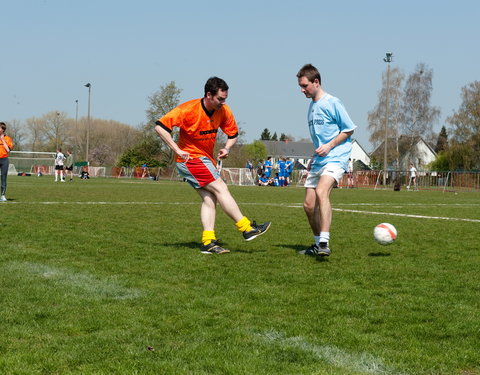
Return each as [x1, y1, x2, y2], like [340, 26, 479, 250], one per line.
[307, 93, 357, 172]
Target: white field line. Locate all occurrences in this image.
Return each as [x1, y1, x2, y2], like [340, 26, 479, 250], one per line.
[331, 208, 480, 223]
[5, 201, 479, 223]
[259, 331, 407, 375]
[6, 262, 142, 300]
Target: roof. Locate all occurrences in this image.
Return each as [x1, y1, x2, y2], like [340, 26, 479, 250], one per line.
[262, 138, 369, 160]
[371, 135, 436, 158]
[261, 140, 314, 158]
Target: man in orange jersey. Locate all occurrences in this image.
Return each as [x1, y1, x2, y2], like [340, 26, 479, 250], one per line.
[154, 77, 270, 254]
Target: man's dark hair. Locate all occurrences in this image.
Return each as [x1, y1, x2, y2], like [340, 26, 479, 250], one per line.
[204, 76, 229, 96]
[296, 64, 321, 85]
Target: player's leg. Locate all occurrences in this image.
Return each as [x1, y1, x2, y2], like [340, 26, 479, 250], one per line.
[299, 184, 322, 256]
[303, 187, 320, 236]
[315, 175, 336, 233]
[202, 178, 243, 222]
[0, 158, 8, 200]
[196, 188, 217, 231]
[203, 177, 270, 241]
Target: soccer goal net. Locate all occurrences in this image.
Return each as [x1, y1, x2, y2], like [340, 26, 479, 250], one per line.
[9, 151, 56, 175]
[220, 168, 256, 186]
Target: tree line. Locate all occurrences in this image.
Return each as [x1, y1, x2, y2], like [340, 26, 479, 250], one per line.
[5, 74, 480, 171]
[367, 62, 480, 171]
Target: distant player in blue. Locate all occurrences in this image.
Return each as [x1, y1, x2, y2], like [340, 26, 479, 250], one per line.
[285, 157, 293, 186]
[263, 156, 273, 178]
[272, 173, 279, 186]
[277, 157, 287, 186]
[297, 64, 357, 257]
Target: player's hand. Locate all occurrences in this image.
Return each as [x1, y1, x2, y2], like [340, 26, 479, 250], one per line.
[177, 150, 190, 162]
[217, 148, 230, 159]
[315, 144, 331, 157]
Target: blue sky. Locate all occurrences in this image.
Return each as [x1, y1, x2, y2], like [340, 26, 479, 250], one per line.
[1, 0, 479, 151]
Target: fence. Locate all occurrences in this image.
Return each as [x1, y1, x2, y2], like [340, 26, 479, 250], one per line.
[340, 170, 480, 192]
[14, 162, 480, 191]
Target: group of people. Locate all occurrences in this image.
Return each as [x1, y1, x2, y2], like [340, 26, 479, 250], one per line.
[255, 156, 293, 187]
[54, 149, 74, 182]
[154, 64, 357, 258]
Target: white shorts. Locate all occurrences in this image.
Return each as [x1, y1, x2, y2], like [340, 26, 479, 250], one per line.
[304, 163, 346, 188]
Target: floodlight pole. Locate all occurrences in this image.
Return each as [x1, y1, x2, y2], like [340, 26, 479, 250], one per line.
[383, 52, 393, 187]
[75, 99, 79, 153]
[84, 83, 91, 163]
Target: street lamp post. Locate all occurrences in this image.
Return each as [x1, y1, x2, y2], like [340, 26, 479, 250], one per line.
[84, 83, 91, 163]
[75, 99, 79, 153]
[383, 52, 393, 187]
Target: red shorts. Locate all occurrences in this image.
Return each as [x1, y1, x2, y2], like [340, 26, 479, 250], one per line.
[176, 157, 220, 188]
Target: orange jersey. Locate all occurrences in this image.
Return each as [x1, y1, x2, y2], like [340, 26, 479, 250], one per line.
[0, 135, 13, 158]
[157, 98, 238, 163]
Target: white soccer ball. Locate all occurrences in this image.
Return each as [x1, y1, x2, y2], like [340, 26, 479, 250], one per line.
[373, 223, 397, 245]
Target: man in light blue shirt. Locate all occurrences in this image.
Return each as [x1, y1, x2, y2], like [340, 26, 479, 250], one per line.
[297, 64, 356, 257]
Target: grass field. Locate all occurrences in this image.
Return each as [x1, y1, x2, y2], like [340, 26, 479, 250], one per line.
[1, 176, 479, 375]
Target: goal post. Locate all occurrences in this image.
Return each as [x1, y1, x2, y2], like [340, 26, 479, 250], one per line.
[220, 168, 256, 186]
[9, 151, 56, 175]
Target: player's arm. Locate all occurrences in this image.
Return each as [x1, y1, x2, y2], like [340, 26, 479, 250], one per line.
[315, 130, 354, 157]
[0, 135, 11, 153]
[217, 134, 238, 160]
[154, 123, 190, 161]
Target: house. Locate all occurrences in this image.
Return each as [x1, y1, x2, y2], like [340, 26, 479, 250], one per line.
[351, 140, 371, 167]
[370, 135, 436, 170]
[261, 139, 370, 169]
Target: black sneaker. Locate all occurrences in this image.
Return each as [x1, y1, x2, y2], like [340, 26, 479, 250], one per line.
[200, 240, 230, 254]
[317, 242, 331, 257]
[298, 244, 319, 256]
[242, 221, 271, 241]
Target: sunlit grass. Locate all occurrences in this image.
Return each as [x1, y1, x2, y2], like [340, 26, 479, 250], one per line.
[0, 176, 479, 374]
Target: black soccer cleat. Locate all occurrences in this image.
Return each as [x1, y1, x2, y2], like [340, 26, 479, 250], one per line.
[242, 221, 271, 241]
[200, 240, 230, 254]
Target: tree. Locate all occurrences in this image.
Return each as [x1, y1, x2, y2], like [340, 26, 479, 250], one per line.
[42, 111, 68, 150]
[447, 80, 480, 169]
[146, 81, 182, 127]
[6, 119, 27, 150]
[25, 116, 48, 151]
[401, 63, 440, 141]
[271, 132, 278, 141]
[143, 81, 183, 165]
[260, 128, 271, 140]
[243, 140, 267, 166]
[367, 66, 404, 166]
[434, 126, 448, 153]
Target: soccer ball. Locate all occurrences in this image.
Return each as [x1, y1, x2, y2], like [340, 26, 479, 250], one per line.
[373, 223, 397, 245]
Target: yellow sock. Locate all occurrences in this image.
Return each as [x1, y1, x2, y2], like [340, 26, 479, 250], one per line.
[235, 216, 253, 232]
[202, 230, 216, 246]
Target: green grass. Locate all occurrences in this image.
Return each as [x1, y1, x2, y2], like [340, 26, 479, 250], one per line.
[1, 176, 479, 374]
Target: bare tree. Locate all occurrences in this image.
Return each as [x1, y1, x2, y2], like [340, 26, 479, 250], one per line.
[146, 81, 182, 127]
[401, 63, 440, 139]
[41, 111, 68, 150]
[6, 119, 27, 150]
[145, 81, 183, 165]
[447, 80, 480, 169]
[25, 116, 47, 151]
[367, 66, 404, 165]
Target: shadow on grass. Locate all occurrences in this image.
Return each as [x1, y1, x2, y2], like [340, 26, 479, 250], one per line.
[275, 243, 330, 262]
[275, 244, 307, 252]
[368, 252, 391, 257]
[158, 241, 261, 254]
[160, 241, 199, 250]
